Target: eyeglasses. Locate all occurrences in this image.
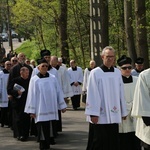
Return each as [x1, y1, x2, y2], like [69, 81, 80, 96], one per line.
[6, 64, 11, 66]
[121, 66, 132, 70]
[41, 65, 48, 68]
[12, 60, 18, 62]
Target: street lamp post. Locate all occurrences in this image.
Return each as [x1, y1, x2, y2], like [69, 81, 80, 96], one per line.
[90, 0, 109, 65]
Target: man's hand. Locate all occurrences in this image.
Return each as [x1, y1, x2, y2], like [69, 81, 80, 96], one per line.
[18, 90, 22, 95]
[61, 108, 66, 113]
[122, 116, 127, 120]
[74, 82, 79, 87]
[30, 114, 36, 118]
[91, 116, 99, 124]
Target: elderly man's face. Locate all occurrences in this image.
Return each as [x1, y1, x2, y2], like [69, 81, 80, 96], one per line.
[18, 53, 26, 63]
[101, 49, 115, 68]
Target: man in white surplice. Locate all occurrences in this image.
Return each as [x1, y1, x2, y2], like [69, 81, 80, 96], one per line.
[67, 60, 83, 110]
[131, 68, 150, 150]
[25, 59, 67, 150]
[117, 55, 141, 150]
[85, 46, 127, 150]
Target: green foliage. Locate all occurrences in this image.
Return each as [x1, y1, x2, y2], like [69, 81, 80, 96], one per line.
[15, 40, 40, 61]
[8, 0, 150, 68]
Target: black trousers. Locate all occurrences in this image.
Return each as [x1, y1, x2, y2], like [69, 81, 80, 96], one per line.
[0, 107, 9, 126]
[119, 132, 141, 150]
[90, 124, 119, 150]
[86, 123, 95, 150]
[71, 95, 81, 109]
[36, 121, 50, 150]
[13, 109, 30, 138]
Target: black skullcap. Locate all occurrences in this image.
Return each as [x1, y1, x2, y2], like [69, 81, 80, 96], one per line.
[117, 55, 132, 66]
[40, 49, 51, 58]
[37, 58, 48, 65]
[135, 57, 144, 64]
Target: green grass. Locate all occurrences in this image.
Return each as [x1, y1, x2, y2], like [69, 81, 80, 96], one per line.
[15, 40, 40, 60]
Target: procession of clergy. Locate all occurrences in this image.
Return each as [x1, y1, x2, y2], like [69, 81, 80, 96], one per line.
[0, 46, 150, 150]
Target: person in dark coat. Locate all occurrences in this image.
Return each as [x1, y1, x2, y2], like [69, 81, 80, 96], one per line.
[7, 53, 32, 137]
[7, 67, 30, 141]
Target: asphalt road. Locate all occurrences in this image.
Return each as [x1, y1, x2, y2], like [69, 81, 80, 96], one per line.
[3, 38, 24, 55]
[0, 104, 89, 150]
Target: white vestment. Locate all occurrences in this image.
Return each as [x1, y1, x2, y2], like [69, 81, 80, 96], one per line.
[82, 68, 91, 92]
[119, 76, 138, 133]
[85, 67, 127, 124]
[131, 69, 141, 77]
[67, 66, 83, 95]
[57, 66, 73, 98]
[0, 71, 9, 107]
[32, 66, 58, 79]
[131, 68, 150, 145]
[24, 73, 67, 123]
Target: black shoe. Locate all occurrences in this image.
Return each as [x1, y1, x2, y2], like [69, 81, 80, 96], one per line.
[50, 137, 56, 145]
[1, 124, 4, 127]
[20, 136, 27, 141]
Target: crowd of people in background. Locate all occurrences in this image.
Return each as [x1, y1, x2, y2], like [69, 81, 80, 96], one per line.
[0, 46, 149, 150]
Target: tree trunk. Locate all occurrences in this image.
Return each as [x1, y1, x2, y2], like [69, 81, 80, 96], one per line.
[135, 0, 149, 68]
[59, 0, 69, 64]
[124, 0, 137, 63]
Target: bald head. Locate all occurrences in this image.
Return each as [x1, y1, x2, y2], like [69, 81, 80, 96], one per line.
[89, 60, 96, 69]
[17, 53, 26, 63]
[50, 56, 58, 67]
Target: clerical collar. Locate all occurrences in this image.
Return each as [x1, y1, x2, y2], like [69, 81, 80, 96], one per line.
[55, 65, 60, 70]
[37, 72, 49, 78]
[122, 75, 133, 83]
[135, 68, 144, 73]
[3, 69, 9, 74]
[48, 65, 52, 70]
[100, 64, 114, 72]
[88, 68, 92, 71]
[72, 66, 77, 71]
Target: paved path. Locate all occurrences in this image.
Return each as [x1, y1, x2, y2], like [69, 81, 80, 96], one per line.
[0, 104, 89, 150]
[3, 38, 24, 55]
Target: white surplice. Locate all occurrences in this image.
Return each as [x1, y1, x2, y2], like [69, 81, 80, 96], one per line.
[82, 68, 91, 92]
[0, 71, 9, 107]
[67, 66, 83, 95]
[119, 76, 138, 133]
[131, 68, 150, 145]
[57, 66, 73, 98]
[85, 67, 127, 124]
[32, 66, 58, 79]
[24, 73, 67, 123]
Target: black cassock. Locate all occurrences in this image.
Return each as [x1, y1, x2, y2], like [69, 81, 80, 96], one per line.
[7, 76, 30, 139]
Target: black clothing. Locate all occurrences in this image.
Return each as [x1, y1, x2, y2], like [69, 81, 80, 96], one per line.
[37, 121, 51, 150]
[142, 117, 150, 126]
[91, 124, 119, 150]
[7, 63, 32, 87]
[0, 69, 9, 127]
[71, 95, 81, 110]
[7, 76, 30, 138]
[122, 75, 133, 83]
[72, 66, 77, 71]
[100, 64, 114, 72]
[135, 68, 144, 73]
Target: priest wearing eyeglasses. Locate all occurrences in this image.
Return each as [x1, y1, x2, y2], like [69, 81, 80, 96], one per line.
[85, 46, 127, 150]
